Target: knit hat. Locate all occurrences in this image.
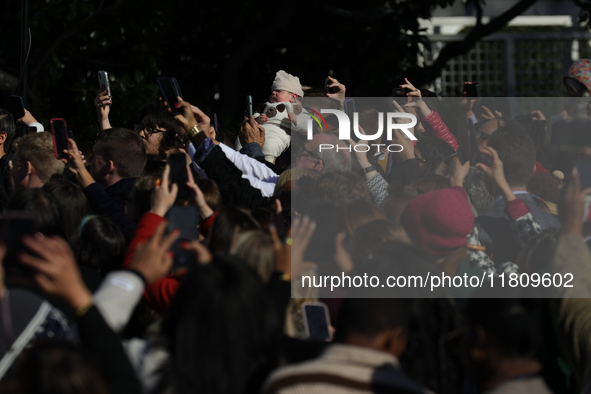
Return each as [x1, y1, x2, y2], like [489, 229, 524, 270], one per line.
[566, 59, 591, 92]
[271, 70, 304, 97]
[400, 187, 475, 256]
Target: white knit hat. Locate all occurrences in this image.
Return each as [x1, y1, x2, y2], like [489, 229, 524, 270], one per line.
[271, 70, 304, 97]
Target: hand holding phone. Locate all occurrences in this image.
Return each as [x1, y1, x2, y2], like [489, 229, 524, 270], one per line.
[157, 77, 182, 115]
[462, 82, 478, 98]
[166, 206, 199, 270]
[50, 118, 70, 159]
[1, 212, 37, 277]
[98, 71, 111, 97]
[324, 78, 333, 95]
[246, 95, 253, 118]
[302, 302, 332, 341]
[168, 153, 190, 203]
[8, 95, 25, 120]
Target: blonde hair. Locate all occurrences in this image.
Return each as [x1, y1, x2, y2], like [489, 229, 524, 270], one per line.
[229, 230, 275, 283]
[13, 132, 65, 183]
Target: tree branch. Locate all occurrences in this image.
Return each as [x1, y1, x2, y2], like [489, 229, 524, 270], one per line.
[418, 0, 538, 84]
[31, 0, 122, 78]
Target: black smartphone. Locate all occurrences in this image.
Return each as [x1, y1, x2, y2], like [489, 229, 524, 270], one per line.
[393, 87, 410, 97]
[302, 302, 332, 341]
[208, 113, 219, 136]
[463, 82, 479, 98]
[344, 98, 356, 118]
[50, 118, 69, 159]
[8, 95, 25, 120]
[166, 206, 199, 270]
[1, 211, 37, 277]
[172, 77, 183, 100]
[324, 77, 333, 95]
[168, 153, 190, 203]
[157, 77, 182, 115]
[246, 95, 253, 118]
[303, 201, 338, 263]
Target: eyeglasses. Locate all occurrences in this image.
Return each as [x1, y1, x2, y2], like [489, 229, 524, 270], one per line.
[134, 123, 162, 138]
[297, 146, 320, 161]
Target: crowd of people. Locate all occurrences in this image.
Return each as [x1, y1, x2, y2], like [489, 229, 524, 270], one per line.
[1, 59, 591, 393]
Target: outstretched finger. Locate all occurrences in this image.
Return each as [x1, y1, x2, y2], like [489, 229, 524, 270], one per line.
[150, 222, 170, 247]
[161, 164, 171, 189]
[160, 229, 180, 253]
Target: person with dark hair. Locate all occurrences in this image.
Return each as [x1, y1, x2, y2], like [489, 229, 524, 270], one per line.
[0, 108, 17, 195]
[0, 244, 71, 379]
[153, 255, 279, 394]
[122, 164, 214, 313]
[264, 297, 430, 394]
[415, 136, 456, 175]
[60, 129, 147, 240]
[463, 290, 550, 393]
[76, 215, 127, 274]
[0, 342, 110, 394]
[42, 176, 88, 242]
[411, 173, 452, 193]
[135, 103, 180, 160]
[15, 228, 175, 394]
[8, 188, 66, 238]
[464, 167, 494, 216]
[209, 207, 260, 254]
[476, 125, 560, 264]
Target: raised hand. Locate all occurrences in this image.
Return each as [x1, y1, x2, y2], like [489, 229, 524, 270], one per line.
[20, 235, 92, 309]
[150, 164, 178, 217]
[128, 221, 180, 283]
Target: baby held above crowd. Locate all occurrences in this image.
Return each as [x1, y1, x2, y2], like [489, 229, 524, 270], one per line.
[235, 70, 344, 163]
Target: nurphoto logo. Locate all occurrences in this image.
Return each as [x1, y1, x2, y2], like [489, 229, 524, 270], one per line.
[305, 109, 418, 152]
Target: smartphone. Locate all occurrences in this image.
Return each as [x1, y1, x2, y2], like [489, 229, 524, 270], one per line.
[50, 118, 69, 159]
[324, 77, 333, 95]
[98, 70, 110, 97]
[172, 77, 183, 100]
[463, 82, 478, 98]
[157, 77, 182, 115]
[166, 206, 198, 270]
[303, 201, 338, 263]
[246, 95, 253, 118]
[168, 152, 190, 203]
[208, 113, 219, 136]
[8, 95, 25, 120]
[302, 302, 332, 341]
[392, 87, 410, 97]
[1, 211, 37, 277]
[344, 98, 356, 117]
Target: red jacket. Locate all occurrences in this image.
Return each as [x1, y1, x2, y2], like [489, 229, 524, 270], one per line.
[124, 211, 218, 314]
[422, 110, 459, 151]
